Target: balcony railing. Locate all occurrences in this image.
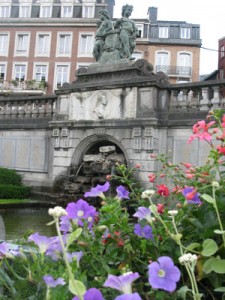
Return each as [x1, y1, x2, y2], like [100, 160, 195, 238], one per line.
[0, 80, 47, 94]
[0, 96, 56, 119]
[155, 65, 192, 76]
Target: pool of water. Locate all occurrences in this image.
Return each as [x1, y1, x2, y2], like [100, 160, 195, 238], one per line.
[0, 207, 57, 241]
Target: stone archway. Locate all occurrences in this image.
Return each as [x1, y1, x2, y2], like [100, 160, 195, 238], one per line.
[56, 134, 130, 205]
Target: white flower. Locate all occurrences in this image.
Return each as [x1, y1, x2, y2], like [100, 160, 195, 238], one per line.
[141, 190, 155, 199]
[179, 253, 197, 264]
[212, 181, 220, 188]
[48, 206, 67, 218]
[168, 210, 178, 216]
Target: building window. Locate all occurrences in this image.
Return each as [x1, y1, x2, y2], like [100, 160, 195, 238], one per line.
[40, 5, 52, 18]
[57, 33, 72, 56]
[19, 5, 31, 18]
[14, 64, 27, 81]
[0, 64, 6, 81]
[15, 33, 30, 56]
[0, 34, 9, 56]
[36, 33, 51, 56]
[159, 27, 169, 38]
[78, 33, 94, 56]
[135, 24, 144, 38]
[131, 51, 143, 61]
[34, 64, 48, 81]
[156, 51, 169, 73]
[221, 45, 225, 58]
[177, 52, 192, 76]
[220, 69, 224, 79]
[55, 64, 70, 88]
[83, 5, 94, 18]
[0, 6, 10, 18]
[180, 27, 190, 39]
[61, 5, 73, 18]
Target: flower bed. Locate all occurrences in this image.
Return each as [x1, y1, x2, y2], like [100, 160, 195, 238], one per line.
[0, 110, 225, 299]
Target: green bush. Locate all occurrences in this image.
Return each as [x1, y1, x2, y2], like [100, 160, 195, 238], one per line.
[0, 167, 22, 185]
[0, 184, 30, 199]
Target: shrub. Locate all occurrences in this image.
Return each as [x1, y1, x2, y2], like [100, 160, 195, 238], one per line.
[0, 184, 30, 199]
[0, 167, 22, 186]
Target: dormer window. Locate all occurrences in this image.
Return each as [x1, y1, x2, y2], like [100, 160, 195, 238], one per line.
[159, 27, 169, 38]
[83, 5, 94, 18]
[40, 5, 52, 18]
[20, 5, 31, 18]
[180, 27, 190, 39]
[0, 6, 10, 18]
[61, 6, 73, 18]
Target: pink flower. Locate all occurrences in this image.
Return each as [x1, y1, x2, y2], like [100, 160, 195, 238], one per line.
[157, 204, 164, 214]
[188, 120, 215, 144]
[217, 145, 225, 155]
[148, 173, 156, 183]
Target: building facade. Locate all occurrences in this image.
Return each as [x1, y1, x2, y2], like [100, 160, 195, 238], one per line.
[0, 0, 201, 94]
[218, 36, 225, 80]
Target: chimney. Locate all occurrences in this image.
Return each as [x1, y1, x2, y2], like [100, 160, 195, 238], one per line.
[148, 7, 158, 23]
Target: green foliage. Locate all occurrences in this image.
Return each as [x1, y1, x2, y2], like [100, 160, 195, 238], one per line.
[0, 167, 22, 185]
[0, 184, 30, 199]
[0, 167, 31, 199]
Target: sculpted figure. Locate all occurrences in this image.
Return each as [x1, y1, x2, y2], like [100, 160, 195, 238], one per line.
[93, 9, 113, 61]
[114, 4, 139, 59]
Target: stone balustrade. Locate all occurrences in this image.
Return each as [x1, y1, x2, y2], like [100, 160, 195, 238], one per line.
[0, 96, 57, 119]
[169, 79, 225, 112]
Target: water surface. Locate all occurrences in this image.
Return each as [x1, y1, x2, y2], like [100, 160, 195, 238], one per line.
[0, 207, 57, 241]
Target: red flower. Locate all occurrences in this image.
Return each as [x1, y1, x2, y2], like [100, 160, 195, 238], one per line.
[157, 204, 165, 214]
[156, 184, 170, 197]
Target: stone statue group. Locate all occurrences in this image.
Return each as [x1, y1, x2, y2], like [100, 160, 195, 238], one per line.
[93, 4, 139, 64]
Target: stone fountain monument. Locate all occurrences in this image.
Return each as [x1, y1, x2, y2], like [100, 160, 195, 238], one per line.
[50, 5, 170, 204]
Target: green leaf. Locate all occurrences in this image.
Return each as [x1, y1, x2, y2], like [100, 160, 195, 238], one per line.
[171, 233, 182, 245]
[214, 229, 225, 235]
[201, 194, 216, 205]
[46, 220, 56, 226]
[212, 257, 225, 274]
[214, 287, 225, 292]
[69, 278, 86, 296]
[201, 239, 218, 256]
[203, 257, 215, 274]
[203, 257, 225, 274]
[177, 285, 191, 299]
[66, 228, 83, 249]
[186, 242, 201, 251]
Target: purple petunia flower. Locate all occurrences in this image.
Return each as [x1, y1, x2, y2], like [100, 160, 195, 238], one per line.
[134, 224, 154, 240]
[0, 242, 20, 258]
[43, 275, 65, 288]
[148, 256, 181, 292]
[28, 233, 58, 255]
[67, 251, 83, 265]
[84, 182, 110, 198]
[116, 185, 130, 200]
[103, 272, 140, 294]
[115, 293, 142, 300]
[133, 207, 152, 223]
[60, 200, 98, 232]
[72, 288, 105, 300]
[182, 187, 202, 205]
